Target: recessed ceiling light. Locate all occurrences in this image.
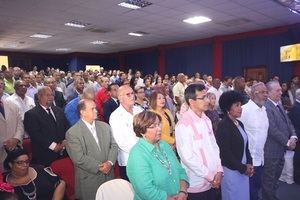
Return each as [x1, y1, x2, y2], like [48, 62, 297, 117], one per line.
[90, 41, 108, 45]
[30, 33, 53, 39]
[56, 48, 70, 51]
[64, 20, 90, 28]
[128, 32, 143, 37]
[118, 0, 152, 10]
[118, 2, 141, 9]
[183, 16, 211, 25]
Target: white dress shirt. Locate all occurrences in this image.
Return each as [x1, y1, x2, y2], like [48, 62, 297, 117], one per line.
[109, 105, 142, 166]
[239, 99, 269, 166]
[82, 120, 100, 149]
[6, 93, 35, 120]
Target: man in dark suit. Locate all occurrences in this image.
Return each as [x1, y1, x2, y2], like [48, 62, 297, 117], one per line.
[34, 77, 66, 108]
[262, 80, 297, 200]
[24, 86, 70, 166]
[288, 88, 300, 184]
[66, 99, 118, 200]
[103, 83, 119, 123]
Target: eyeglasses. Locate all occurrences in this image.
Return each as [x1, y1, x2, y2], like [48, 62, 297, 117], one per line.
[14, 159, 30, 166]
[195, 95, 208, 100]
[147, 123, 162, 129]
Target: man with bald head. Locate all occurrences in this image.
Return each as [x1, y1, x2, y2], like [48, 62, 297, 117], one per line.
[66, 99, 118, 200]
[173, 73, 187, 108]
[109, 85, 143, 180]
[34, 77, 66, 108]
[239, 82, 269, 200]
[95, 76, 110, 121]
[6, 80, 35, 120]
[24, 86, 70, 166]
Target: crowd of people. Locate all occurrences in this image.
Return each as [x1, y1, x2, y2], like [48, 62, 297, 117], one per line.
[0, 65, 299, 200]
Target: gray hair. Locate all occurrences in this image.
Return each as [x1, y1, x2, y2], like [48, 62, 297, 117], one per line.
[81, 87, 95, 100]
[251, 82, 265, 95]
[266, 80, 279, 91]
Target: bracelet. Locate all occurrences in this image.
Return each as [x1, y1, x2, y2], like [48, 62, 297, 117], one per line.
[179, 190, 188, 196]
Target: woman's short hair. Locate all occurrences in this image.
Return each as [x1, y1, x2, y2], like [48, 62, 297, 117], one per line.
[133, 111, 162, 137]
[184, 84, 206, 106]
[149, 91, 165, 110]
[219, 91, 243, 114]
[4, 148, 28, 170]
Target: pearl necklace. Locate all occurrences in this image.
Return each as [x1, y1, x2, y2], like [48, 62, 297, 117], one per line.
[153, 149, 172, 175]
[20, 179, 37, 200]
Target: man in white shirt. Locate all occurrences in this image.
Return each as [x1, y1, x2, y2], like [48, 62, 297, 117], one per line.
[109, 85, 143, 180]
[173, 73, 187, 108]
[176, 84, 223, 200]
[6, 80, 35, 120]
[207, 78, 223, 113]
[239, 82, 269, 200]
[66, 99, 118, 200]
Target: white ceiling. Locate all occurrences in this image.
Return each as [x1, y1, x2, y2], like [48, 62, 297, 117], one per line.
[0, 0, 299, 54]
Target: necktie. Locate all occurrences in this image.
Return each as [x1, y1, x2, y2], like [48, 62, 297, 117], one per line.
[46, 108, 56, 123]
[0, 100, 5, 119]
[276, 105, 286, 120]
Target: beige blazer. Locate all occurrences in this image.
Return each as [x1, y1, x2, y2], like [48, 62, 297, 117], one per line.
[0, 100, 24, 170]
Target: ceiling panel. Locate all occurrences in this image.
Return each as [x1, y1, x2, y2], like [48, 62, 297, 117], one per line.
[0, 0, 299, 54]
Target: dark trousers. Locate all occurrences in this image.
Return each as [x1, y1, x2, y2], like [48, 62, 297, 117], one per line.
[188, 188, 220, 200]
[119, 166, 129, 181]
[262, 157, 284, 200]
[250, 165, 263, 200]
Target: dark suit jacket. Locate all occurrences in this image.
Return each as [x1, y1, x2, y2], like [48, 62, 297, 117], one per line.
[216, 116, 252, 174]
[264, 99, 296, 159]
[289, 101, 300, 137]
[66, 120, 118, 200]
[34, 91, 66, 109]
[288, 101, 300, 183]
[24, 105, 70, 166]
[103, 97, 119, 123]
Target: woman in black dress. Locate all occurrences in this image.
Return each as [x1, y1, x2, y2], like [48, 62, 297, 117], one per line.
[3, 149, 66, 200]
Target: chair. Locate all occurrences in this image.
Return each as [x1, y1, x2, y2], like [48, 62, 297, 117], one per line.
[95, 179, 134, 200]
[22, 138, 33, 160]
[51, 157, 75, 200]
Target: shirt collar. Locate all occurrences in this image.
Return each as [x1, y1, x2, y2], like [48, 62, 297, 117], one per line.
[187, 107, 206, 120]
[248, 99, 265, 110]
[139, 138, 160, 153]
[268, 98, 279, 106]
[82, 119, 96, 129]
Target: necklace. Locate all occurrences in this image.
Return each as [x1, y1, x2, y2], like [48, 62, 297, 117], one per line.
[20, 179, 37, 200]
[153, 148, 172, 175]
[233, 119, 239, 126]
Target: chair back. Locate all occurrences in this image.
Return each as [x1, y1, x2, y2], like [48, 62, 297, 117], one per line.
[95, 179, 134, 200]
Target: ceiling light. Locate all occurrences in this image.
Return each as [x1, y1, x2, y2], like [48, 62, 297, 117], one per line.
[118, 0, 152, 10]
[56, 48, 70, 51]
[183, 16, 212, 25]
[90, 41, 108, 45]
[64, 20, 90, 28]
[274, 0, 300, 15]
[128, 32, 143, 37]
[30, 33, 53, 39]
[118, 2, 141, 9]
